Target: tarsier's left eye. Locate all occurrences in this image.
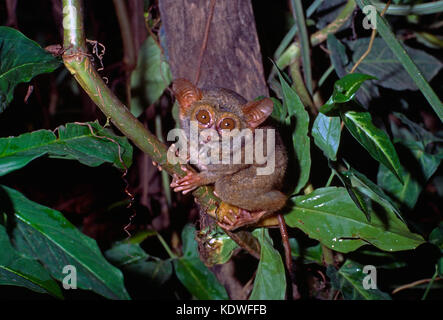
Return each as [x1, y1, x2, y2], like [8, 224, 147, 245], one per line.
[219, 118, 236, 130]
[196, 109, 211, 125]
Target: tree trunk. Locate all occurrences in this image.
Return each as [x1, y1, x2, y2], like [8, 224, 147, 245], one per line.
[159, 0, 269, 299]
[158, 0, 268, 100]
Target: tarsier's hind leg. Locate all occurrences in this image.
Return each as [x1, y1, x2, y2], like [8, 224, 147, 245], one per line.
[214, 170, 287, 230]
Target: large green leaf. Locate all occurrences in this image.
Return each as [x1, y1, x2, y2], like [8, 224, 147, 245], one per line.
[1, 185, 130, 300]
[275, 67, 311, 194]
[312, 113, 341, 161]
[0, 121, 132, 176]
[331, 36, 442, 107]
[105, 242, 172, 286]
[327, 260, 391, 300]
[250, 228, 286, 300]
[341, 109, 402, 182]
[347, 37, 442, 92]
[285, 187, 425, 253]
[173, 224, 228, 300]
[377, 141, 442, 209]
[0, 224, 62, 298]
[130, 36, 172, 117]
[0, 27, 61, 112]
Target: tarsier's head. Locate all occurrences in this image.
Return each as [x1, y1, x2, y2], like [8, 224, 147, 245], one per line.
[172, 78, 274, 136]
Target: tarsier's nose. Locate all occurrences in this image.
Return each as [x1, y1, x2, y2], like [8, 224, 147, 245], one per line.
[206, 135, 212, 142]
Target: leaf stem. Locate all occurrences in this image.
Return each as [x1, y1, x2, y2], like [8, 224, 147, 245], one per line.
[156, 233, 177, 259]
[291, 0, 313, 95]
[421, 265, 439, 300]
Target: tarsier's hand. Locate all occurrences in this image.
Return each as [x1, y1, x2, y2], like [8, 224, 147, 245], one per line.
[216, 201, 267, 231]
[170, 166, 205, 195]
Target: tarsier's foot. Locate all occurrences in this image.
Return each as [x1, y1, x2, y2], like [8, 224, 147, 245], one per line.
[216, 202, 267, 231]
[170, 166, 203, 195]
[152, 161, 162, 171]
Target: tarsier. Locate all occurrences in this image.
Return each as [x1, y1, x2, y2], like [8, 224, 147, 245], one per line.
[168, 78, 288, 231]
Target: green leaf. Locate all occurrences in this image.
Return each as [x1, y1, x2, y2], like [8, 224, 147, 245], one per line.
[347, 37, 442, 92]
[270, 97, 287, 123]
[343, 167, 405, 223]
[105, 242, 172, 286]
[429, 223, 443, 250]
[392, 112, 443, 148]
[289, 238, 323, 265]
[429, 223, 443, 276]
[333, 73, 377, 104]
[0, 224, 62, 298]
[173, 224, 228, 300]
[1, 185, 130, 300]
[0, 27, 61, 112]
[327, 34, 349, 77]
[274, 66, 311, 194]
[250, 228, 286, 300]
[285, 187, 425, 253]
[327, 260, 391, 300]
[377, 141, 441, 209]
[320, 73, 376, 114]
[0, 121, 132, 176]
[130, 36, 172, 117]
[355, 1, 443, 120]
[350, 248, 407, 270]
[329, 161, 371, 222]
[341, 109, 402, 182]
[312, 113, 341, 161]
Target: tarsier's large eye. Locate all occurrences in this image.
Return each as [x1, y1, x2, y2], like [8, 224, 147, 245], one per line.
[196, 109, 211, 125]
[218, 118, 236, 130]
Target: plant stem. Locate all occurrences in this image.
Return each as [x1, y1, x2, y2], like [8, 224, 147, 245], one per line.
[291, 0, 313, 95]
[157, 233, 177, 259]
[61, 0, 218, 214]
[155, 114, 172, 208]
[273, 0, 356, 81]
[422, 265, 439, 300]
[61, 0, 260, 257]
[289, 60, 316, 115]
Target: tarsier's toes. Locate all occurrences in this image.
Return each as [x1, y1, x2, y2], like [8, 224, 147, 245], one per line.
[216, 202, 268, 231]
[170, 167, 202, 194]
[152, 161, 162, 171]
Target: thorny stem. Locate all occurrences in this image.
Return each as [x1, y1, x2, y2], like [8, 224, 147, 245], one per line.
[61, 0, 261, 258]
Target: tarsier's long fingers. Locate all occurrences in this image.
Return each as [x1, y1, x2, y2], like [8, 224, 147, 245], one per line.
[170, 167, 202, 195]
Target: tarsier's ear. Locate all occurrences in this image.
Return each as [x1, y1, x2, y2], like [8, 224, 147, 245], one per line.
[172, 78, 202, 112]
[242, 98, 274, 128]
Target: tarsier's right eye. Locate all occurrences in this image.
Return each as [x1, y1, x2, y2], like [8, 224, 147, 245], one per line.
[196, 109, 211, 125]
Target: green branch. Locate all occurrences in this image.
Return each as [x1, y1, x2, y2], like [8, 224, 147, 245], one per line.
[60, 0, 260, 257]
